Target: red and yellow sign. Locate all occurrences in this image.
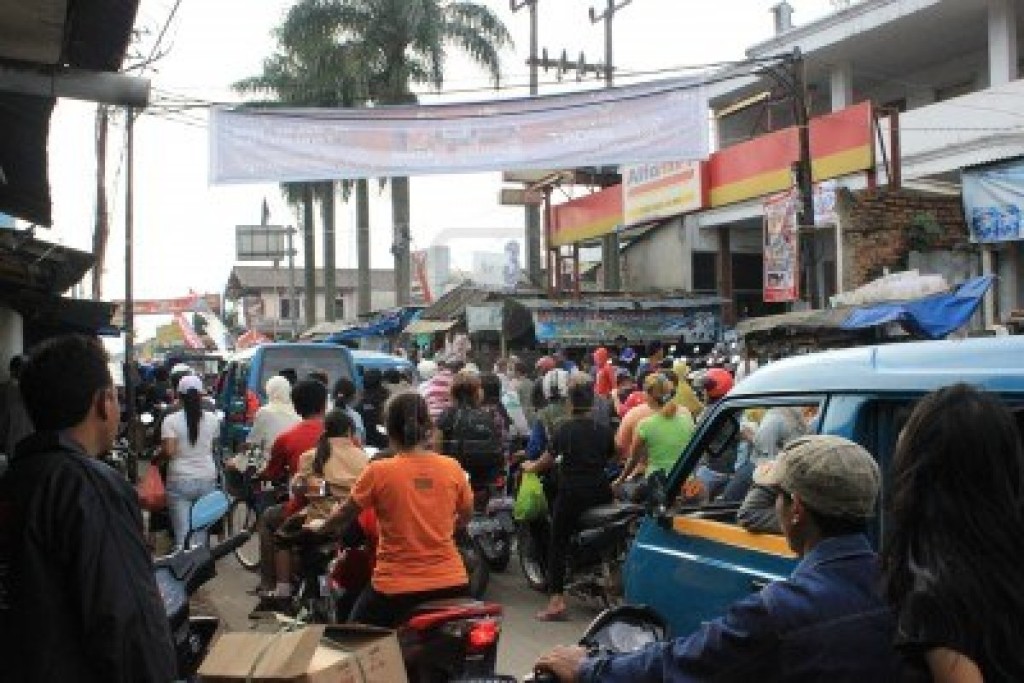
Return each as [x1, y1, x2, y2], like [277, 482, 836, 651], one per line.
[548, 185, 623, 248]
[708, 102, 873, 208]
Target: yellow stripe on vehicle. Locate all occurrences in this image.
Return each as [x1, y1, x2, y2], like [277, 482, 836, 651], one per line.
[672, 516, 797, 558]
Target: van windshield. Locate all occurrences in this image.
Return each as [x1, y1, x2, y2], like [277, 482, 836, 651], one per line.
[259, 347, 353, 394]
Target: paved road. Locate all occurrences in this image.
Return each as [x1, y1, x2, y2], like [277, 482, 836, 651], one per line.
[198, 548, 602, 679]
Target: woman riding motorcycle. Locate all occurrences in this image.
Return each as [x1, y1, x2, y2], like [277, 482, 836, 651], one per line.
[316, 392, 474, 627]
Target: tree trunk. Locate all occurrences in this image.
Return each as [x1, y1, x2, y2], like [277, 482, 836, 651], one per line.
[321, 182, 337, 322]
[391, 176, 411, 306]
[91, 105, 109, 300]
[303, 184, 317, 330]
[356, 178, 371, 316]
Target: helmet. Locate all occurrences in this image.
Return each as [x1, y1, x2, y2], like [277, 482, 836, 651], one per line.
[417, 359, 437, 380]
[535, 355, 556, 374]
[703, 367, 734, 400]
[542, 368, 570, 401]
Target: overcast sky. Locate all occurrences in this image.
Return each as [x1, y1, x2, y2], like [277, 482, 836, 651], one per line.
[45, 0, 834, 322]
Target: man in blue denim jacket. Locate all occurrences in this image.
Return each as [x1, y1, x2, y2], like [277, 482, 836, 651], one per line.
[535, 435, 903, 682]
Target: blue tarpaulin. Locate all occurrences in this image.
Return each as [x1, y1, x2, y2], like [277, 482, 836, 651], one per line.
[841, 275, 993, 340]
[323, 307, 421, 343]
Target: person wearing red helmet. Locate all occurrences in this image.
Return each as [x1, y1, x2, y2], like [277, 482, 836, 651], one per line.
[535, 355, 556, 375]
[702, 367, 734, 402]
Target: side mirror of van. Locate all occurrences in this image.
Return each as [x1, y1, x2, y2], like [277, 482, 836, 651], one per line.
[646, 471, 669, 524]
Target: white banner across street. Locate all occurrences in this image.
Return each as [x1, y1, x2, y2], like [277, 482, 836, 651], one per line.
[208, 77, 708, 184]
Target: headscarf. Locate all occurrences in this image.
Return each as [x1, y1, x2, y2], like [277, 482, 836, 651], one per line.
[672, 359, 704, 416]
[265, 375, 298, 415]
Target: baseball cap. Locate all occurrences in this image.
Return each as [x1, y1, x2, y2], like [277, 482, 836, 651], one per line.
[177, 374, 204, 395]
[754, 435, 881, 519]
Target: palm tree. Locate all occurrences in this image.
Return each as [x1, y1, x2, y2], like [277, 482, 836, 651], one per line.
[236, 12, 372, 328]
[274, 0, 513, 305]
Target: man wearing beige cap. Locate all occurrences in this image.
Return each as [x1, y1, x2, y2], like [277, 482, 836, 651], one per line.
[535, 434, 904, 682]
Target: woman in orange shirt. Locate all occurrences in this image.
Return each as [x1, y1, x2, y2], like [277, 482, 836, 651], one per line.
[320, 392, 474, 627]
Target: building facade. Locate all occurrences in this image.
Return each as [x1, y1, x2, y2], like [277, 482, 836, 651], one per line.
[224, 265, 399, 336]
[598, 0, 1024, 327]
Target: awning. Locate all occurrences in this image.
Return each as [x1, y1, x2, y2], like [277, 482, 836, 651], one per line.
[0, 0, 143, 225]
[405, 319, 457, 335]
[324, 308, 421, 343]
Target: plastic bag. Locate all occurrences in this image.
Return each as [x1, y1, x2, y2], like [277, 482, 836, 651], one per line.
[513, 471, 547, 522]
[137, 465, 166, 511]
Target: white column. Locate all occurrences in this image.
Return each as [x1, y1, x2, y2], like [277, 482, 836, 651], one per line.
[982, 246, 997, 326]
[989, 0, 1019, 86]
[830, 61, 855, 111]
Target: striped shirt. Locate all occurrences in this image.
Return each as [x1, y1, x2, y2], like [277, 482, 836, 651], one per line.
[420, 370, 455, 421]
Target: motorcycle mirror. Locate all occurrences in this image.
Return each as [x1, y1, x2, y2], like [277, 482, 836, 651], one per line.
[140, 412, 154, 425]
[189, 490, 229, 535]
[579, 604, 668, 655]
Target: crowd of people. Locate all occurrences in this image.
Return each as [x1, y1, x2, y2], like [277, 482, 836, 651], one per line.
[0, 334, 1021, 681]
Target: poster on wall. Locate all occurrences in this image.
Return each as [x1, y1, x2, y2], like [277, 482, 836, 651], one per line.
[763, 190, 799, 303]
[962, 158, 1024, 243]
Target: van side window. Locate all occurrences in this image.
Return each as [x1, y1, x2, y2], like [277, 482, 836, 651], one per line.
[674, 401, 821, 531]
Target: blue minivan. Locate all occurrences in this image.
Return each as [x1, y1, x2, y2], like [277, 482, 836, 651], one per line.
[217, 343, 359, 447]
[625, 336, 1024, 636]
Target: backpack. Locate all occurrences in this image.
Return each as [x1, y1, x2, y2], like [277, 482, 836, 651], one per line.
[449, 407, 502, 484]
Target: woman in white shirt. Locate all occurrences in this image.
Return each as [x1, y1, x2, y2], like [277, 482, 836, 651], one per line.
[161, 375, 221, 550]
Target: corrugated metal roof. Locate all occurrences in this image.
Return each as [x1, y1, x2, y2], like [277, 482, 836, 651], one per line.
[226, 265, 397, 293]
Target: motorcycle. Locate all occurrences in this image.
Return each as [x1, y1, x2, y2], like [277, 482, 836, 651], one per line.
[526, 604, 668, 682]
[153, 488, 250, 680]
[518, 501, 644, 607]
[267, 512, 505, 683]
[466, 476, 516, 572]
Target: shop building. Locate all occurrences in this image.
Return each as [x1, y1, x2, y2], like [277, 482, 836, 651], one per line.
[579, 0, 1024, 328]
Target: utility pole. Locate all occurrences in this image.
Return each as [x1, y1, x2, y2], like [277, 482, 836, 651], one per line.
[511, 0, 543, 288]
[589, 0, 632, 293]
[791, 48, 818, 308]
[92, 105, 109, 300]
[124, 107, 136, 423]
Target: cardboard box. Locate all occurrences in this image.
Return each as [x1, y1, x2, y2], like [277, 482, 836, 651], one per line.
[198, 623, 408, 683]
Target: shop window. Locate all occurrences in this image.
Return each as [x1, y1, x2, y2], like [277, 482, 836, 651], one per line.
[732, 253, 763, 291]
[280, 298, 300, 320]
[692, 252, 717, 292]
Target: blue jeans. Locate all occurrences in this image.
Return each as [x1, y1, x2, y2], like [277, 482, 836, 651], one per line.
[166, 477, 217, 550]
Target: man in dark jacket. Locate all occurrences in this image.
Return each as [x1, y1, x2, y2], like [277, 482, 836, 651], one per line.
[0, 335, 176, 682]
[535, 435, 903, 682]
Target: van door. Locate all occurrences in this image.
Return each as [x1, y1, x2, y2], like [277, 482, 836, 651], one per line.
[624, 396, 825, 636]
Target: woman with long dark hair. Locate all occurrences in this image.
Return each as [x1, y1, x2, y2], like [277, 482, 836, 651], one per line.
[160, 374, 221, 550]
[320, 392, 473, 627]
[294, 409, 367, 523]
[882, 384, 1024, 682]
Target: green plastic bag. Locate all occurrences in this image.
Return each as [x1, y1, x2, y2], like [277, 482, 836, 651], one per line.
[513, 472, 548, 522]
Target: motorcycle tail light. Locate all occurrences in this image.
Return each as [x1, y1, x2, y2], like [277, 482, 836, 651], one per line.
[466, 618, 500, 651]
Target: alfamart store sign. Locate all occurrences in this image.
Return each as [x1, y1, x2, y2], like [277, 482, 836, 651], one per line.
[622, 161, 704, 227]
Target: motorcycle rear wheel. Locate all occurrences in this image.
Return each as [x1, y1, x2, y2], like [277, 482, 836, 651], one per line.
[459, 536, 490, 599]
[517, 524, 547, 592]
[227, 498, 260, 571]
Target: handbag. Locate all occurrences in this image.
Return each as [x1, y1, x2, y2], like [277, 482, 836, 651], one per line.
[513, 471, 548, 522]
[137, 465, 167, 512]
